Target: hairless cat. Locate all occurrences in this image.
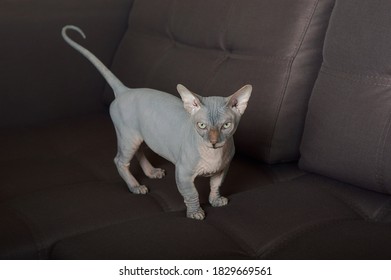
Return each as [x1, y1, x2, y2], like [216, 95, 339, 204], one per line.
[62, 25, 252, 220]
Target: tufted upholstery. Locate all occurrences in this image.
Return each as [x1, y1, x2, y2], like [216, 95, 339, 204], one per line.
[0, 115, 302, 259]
[300, 0, 391, 194]
[51, 174, 391, 259]
[104, 0, 335, 163]
[2, 0, 391, 260]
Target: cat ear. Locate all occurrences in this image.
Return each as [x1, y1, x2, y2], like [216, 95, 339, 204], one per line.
[226, 85, 252, 115]
[177, 84, 202, 114]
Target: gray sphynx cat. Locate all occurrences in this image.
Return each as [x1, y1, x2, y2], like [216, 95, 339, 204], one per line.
[62, 25, 252, 220]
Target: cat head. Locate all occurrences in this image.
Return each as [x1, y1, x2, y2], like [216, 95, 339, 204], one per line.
[177, 84, 252, 149]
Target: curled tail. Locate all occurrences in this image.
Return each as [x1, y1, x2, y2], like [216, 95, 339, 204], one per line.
[62, 25, 127, 97]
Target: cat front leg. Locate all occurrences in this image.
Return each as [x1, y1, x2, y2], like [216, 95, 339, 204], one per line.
[209, 168, 229, 207]
[175, 167, 205, 220]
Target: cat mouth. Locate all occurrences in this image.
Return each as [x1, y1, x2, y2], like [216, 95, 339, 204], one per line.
[210, 143, 224, 149]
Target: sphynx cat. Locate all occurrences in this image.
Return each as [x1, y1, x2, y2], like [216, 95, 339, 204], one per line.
[62, 25, 252, 220]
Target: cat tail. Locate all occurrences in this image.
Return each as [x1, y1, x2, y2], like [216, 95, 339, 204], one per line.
[62, 25, 127, 98]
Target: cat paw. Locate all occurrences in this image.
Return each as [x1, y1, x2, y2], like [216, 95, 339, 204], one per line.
[187, 208, 206, 220]
[146, 168, 166, 179]
[129, 185, 149, 195]
[210, 196, 229, 207]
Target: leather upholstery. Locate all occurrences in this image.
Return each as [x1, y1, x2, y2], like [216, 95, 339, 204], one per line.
[1, 0, 391, 259]
[300, 0, 391, 194]
[104, 0, 335, 163]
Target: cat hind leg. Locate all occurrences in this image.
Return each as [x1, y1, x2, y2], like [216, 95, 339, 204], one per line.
[136, 149, 166, 179]
[114, 133, 148, 194]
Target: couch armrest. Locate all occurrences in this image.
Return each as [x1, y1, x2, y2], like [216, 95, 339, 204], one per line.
[0, 0, 134, 127]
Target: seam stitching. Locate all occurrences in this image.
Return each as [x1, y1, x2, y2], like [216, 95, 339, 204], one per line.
[266, 0, 320, 162]
[375, 110, 391, 193]
[374, 199, 391, 222]
[321, 67, 391, 87]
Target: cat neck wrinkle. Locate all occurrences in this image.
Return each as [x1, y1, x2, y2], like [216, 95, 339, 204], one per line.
[194, 136, 234, 177]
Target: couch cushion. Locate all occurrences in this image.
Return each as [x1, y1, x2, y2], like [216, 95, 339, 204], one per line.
[51, 174, 391, 259]
[52, 212, 252, 260]
[104, 0, 334, 163]
[263, 220, 391, 259]
[0, 113, 301, 259]
[300, 0, 391, 194]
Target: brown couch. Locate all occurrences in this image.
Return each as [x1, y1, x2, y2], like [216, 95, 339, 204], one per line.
[1, 0, 391, 259]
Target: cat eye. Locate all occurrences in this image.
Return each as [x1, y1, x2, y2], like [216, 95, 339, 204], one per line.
[223, 122, 232, 129]
[197, 122, 207, 129]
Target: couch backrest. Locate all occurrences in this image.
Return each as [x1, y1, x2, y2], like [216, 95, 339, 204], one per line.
[300, 0, 391, 194]
[0, 0, 132, 127]
[104, 0, 335, 163]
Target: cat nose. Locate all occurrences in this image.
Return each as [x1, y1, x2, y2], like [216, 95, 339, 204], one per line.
[208, 129, 219, 145]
